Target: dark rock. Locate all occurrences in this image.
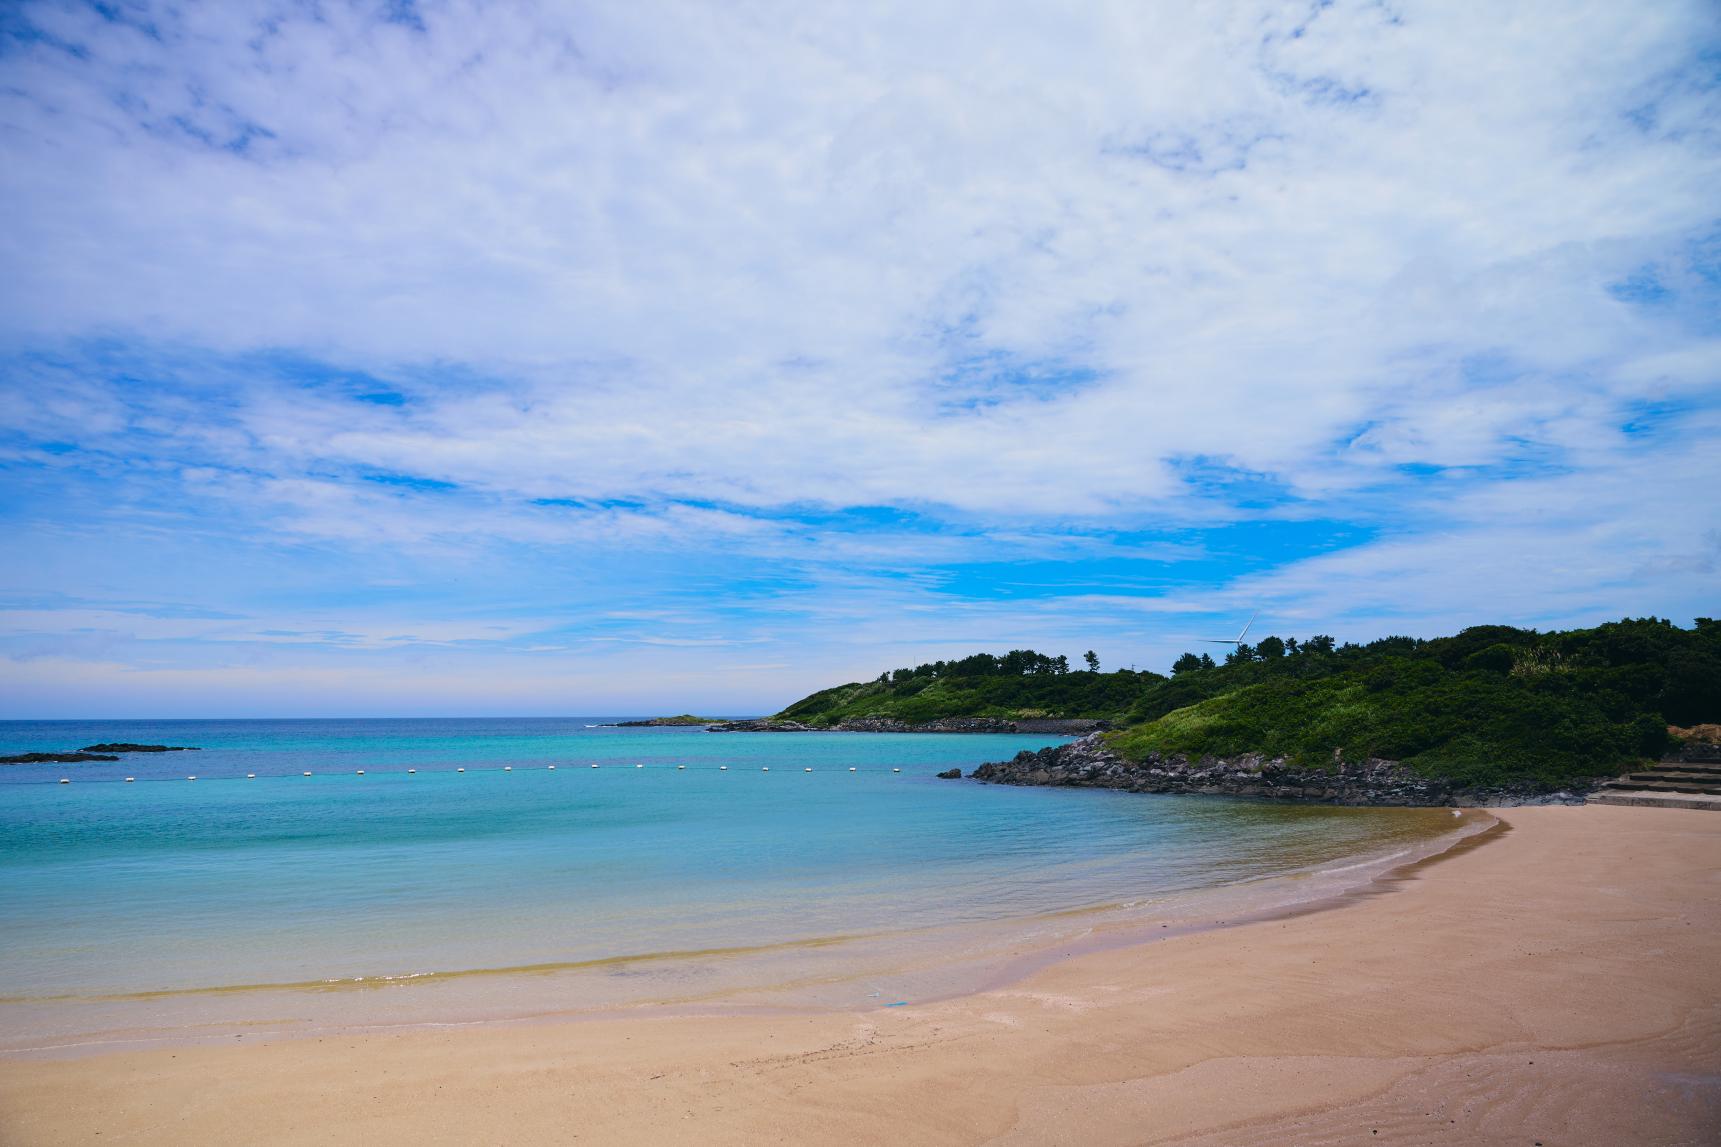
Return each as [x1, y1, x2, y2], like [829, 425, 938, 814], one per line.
[1011, 718, 1112, 735]
[705, 716, 1108, 733]
[80, 743, 199, 753]
[968, 734, 1596, 807]
[838, 716, 1110, 734]
[936, 768, 963, 779]
[1, 752, 122, 764]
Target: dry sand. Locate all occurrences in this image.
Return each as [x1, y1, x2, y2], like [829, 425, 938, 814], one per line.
[1, 803, 1716, 1145]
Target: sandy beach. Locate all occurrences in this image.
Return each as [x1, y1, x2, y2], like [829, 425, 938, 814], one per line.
[1, 802, 1716, 1146]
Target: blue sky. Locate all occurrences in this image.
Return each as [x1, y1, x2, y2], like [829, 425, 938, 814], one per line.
[1, 1, 1718, 717]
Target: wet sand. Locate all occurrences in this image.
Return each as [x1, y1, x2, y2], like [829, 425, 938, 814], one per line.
[1, 803, 1716, 1145]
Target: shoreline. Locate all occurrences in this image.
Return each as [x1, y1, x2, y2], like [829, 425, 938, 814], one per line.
[1, 804, 1714, 1144]
[0, 806, 1479, 1059]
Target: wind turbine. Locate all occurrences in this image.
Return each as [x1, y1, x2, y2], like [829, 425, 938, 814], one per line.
[1199, 611, 1257, 650]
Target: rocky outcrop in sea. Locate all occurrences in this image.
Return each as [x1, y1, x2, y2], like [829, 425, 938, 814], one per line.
[967, 733, 1591, 807]
[80, 743, 198, 753]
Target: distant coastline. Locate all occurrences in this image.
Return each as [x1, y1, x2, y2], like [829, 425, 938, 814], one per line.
[726, 617, 1721, 807]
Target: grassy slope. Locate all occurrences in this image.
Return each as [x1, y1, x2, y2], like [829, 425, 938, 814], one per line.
[773, 671, 1164, 725]
[1109, 618, 1719, 788]
[775, 618, 1721, 789]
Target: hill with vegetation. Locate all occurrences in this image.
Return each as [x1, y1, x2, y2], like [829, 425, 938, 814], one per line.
[775, 618, 1721, 790]
[774, 649, 1156, 726]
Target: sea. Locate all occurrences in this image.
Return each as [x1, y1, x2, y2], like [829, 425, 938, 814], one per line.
[0, 718, 1474, 1053]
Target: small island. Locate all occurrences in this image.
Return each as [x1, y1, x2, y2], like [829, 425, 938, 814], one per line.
[610, 715, 722, 727]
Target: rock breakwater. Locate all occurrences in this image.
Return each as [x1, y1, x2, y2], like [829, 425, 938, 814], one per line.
[968, 734, 1591, 807]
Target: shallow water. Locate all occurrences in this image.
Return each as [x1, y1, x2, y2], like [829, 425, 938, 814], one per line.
[0, 719, 1464, 1048]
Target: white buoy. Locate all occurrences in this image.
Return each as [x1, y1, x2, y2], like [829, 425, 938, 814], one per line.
[187, 775, 197, 781]
[849, 767, 857, 772]
[720, 765, 728, 771]
[408, 769, 416, 774]
[592, 763, 600, 768]
[677, 764, 685, 770]
[59, 778, 69, 784]
[356, 770, 364, 775]
[126, 777, 136, 782]
[635, 763, 643, 769]
[303, 771, 312, 777]
[892, 768, 901, 773]
[504, 766, 512, 772]
[246, 773, 255, 779]
[762, 766, 770, 772]
[547, 765, 556, 770]
[457, 767, 465, 773]
[804, 767, 813, 773]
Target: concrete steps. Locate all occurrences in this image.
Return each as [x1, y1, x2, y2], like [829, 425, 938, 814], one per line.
[1589, 751, 1721, 811]
[1588, 791, 1721, 811]
[1614, 774, 1721, 790]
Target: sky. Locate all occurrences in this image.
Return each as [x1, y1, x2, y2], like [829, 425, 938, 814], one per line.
[1, 0, 1718, 718]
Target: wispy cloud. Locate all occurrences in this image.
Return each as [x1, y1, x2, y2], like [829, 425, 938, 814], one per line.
[0, 0, 1717, 715]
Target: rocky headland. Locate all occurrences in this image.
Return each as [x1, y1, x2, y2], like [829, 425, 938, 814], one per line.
[705, 717, 1109, 735]
[967, 733, 1591, 807]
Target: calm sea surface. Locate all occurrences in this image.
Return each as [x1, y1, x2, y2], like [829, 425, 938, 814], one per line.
[0, 718, 1460, 1016]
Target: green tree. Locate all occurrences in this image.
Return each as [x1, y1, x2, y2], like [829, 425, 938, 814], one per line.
[1171, 652, 1205, 675]
[1084, 650, 1100, 673]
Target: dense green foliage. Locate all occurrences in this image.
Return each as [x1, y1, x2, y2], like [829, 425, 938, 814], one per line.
[1109, 617, 1720, 787]
[775, 665, 1157, 724]
[876, 649, 1075, 681]
[775, 618, 1721, 788]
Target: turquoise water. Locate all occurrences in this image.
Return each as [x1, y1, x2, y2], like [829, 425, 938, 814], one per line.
[0, 719, 1455, 1010]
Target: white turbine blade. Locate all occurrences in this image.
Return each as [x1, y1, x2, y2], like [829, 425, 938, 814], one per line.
[1236, 611, 1257, 642]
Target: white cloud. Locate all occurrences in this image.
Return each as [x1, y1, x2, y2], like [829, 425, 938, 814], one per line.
[0, 0, 1717, 711]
